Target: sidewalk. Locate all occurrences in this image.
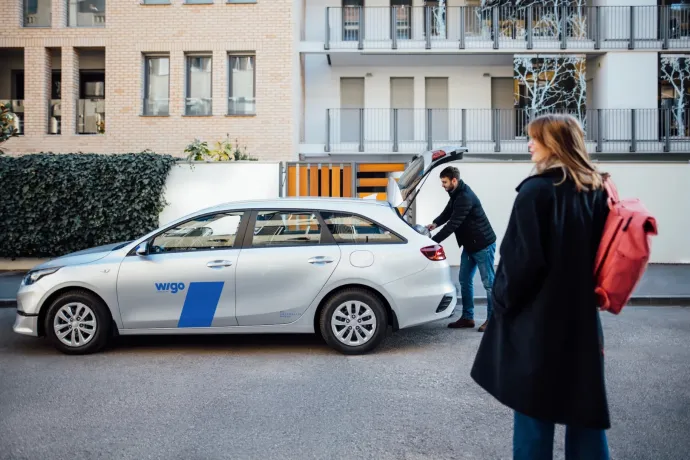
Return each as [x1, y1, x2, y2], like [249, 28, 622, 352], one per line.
[1, 264, 689, 307]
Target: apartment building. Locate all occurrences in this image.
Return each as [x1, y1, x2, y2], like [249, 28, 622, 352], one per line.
[297, 0, 690, 166]
[0, 0, 296, 161]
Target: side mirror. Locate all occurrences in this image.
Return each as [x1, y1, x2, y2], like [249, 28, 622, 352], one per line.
[135, 242, 149, 256]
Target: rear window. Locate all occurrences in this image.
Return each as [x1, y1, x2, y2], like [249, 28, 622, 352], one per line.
[396, 156, 424, 201]
[320, 212, 404, 244]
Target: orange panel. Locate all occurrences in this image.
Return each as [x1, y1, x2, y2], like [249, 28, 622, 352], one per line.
[343, 166, 352, 197]
[321, 166, 330, 197]
[357, 163, 406, 173]
[298, 166, 308, 196]
[287, 166, 297, 197]
[357, 178, 388, 187]
[309, 166, 319, 197]
[331, 166, 341, 197]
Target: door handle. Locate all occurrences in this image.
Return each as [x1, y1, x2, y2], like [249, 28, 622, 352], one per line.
[308, 256, 334, 265]
[207, 260, 233, 268]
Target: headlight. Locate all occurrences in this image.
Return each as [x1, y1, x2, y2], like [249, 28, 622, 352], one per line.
[22, 267, 61, 286]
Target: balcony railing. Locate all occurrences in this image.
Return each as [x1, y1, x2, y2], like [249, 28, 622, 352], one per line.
[1, 100, 24, 135]
[68, 0, 106, 27]
[143, 98, 170, 116]
[320, 108, 690, 154]
[228, 97, 256, 115]
[322, 5, 690, 50]
[185, 97, 212, 116]
[77, 99, 105, 134]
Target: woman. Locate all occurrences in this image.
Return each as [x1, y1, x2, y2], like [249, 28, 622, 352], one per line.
[470, 114, 611, 460]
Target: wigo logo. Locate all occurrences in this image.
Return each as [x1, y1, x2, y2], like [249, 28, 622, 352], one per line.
[155, 282, 186, 294]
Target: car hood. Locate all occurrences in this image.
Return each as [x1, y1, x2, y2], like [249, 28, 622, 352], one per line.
[32, 241, 131, 270]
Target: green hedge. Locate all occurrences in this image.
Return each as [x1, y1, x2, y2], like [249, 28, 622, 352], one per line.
[0, 152, 177, 258]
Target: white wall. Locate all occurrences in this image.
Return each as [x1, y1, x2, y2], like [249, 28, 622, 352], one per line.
[594, 52, 658, 109]
[415, 161, 690, 265]
[304, 54, 512, 143]
[159, 162, 281, 226]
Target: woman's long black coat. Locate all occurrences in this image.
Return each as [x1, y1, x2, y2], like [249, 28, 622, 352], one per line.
[470, 167, 612, 430]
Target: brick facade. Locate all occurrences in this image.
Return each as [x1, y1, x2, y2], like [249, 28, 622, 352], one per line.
[0, 0, 295, 161]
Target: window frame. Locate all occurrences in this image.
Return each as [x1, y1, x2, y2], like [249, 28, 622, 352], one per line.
[184, 53, 213, 116]
[243, 209, 335, 249]
[142, 53, 170, 116]
[227, 53, 256, 116]
[130, 210, 250, 256]
[319, 210, 407, 245]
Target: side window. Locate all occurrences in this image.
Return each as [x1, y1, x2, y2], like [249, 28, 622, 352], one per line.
[251, 211, 322, 247]
[321, 212, 404, 244]
[150, 212, 244, 253]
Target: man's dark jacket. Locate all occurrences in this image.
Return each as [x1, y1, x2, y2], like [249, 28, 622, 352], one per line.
[470, 168, 611, 430]
[432, 180, 496, 253]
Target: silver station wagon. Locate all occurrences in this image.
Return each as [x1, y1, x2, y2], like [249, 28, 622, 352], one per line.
[13, 147, 466, 355]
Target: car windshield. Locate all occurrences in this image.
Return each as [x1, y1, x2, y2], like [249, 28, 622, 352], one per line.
[396, 156, 424, 202]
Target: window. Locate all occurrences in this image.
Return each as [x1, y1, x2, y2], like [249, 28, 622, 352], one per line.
[186, 0, 213, 4]
[24, 0, 51, 27]
[321, 212, 404, 244]
[143, 55, 170, 116]
[150, 212, 244, 253]
[228, 54, 256, 115]
[251, 211, 322, 247]
[185, 54, 212, 115]
[68, 0, 106, 27]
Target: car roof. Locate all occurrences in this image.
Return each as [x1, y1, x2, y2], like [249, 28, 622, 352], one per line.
[199, 197, 393, 214]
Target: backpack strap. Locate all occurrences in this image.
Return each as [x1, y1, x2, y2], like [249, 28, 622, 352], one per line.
[603, 176, 619, 208]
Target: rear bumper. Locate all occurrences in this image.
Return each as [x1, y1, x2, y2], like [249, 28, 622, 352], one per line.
[13, 310, 39, 337]
[384, 263, 457, 329]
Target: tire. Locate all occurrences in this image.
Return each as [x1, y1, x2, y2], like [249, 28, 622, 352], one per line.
[44, 290, 111, 355]
[319, 288, 388, 355]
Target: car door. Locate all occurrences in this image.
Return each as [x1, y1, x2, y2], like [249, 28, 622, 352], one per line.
[234, 209, 341, 326]
[117, 210, 248, 329]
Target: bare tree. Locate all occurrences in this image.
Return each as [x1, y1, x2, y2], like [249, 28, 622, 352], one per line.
[660, 55, 690, 137]
[514, 54, 587, 131]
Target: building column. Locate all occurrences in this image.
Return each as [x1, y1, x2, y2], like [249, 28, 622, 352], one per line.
[61, 47, 80, 135]
[24, 47, 51, 137]
[52, 0, 66, 28]
[213, 49, 227, 117]
[170, 50, 185, 117]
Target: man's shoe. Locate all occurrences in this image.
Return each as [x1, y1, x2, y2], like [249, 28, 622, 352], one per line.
[478, 320, 488, 332]
[448, 318, 475, 329]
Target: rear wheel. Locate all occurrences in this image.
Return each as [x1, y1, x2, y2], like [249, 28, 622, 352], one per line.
[319, 288, 388, 355]
[44, 290, 111, 355]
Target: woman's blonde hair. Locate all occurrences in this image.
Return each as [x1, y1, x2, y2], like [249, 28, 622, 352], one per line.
[527, 113, 605, 192]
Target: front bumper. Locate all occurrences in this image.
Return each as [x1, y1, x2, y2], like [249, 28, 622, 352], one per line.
[13, 310, 39, 336]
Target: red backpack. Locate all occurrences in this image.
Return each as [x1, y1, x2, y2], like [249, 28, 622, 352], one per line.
[593, 177, 658, 314]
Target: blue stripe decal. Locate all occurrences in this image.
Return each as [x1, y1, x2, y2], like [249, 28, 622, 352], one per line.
[177, 282, 224, 328]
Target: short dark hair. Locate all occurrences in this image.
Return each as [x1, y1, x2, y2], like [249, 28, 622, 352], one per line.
[439, 166, 460, 181]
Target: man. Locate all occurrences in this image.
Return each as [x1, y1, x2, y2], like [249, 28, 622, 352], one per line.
[427, 166, 497, 332]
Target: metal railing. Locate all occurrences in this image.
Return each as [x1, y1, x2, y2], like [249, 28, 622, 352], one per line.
[228, 97, 256, 116]
[67, 0, 106, 27]
[77, 99, 105, 134]
[323, 5, 690, 50]
[185, 97, 212, 116]
[321, 108, 690, 154]
[0, 100, 24, 136]
[143, 98, 170, 116]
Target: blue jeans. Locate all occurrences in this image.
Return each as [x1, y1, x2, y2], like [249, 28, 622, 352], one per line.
[458, 242, 495, 321]
[513, 411, 610, 460]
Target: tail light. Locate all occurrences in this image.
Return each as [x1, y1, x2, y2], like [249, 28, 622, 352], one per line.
[421, 245, 446, 261]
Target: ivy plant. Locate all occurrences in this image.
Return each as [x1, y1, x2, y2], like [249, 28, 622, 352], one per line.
[0, 152, 177, 258]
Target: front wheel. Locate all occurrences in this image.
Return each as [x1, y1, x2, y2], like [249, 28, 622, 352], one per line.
[44, 290, 111, 355]
[319, 288, 388, 355]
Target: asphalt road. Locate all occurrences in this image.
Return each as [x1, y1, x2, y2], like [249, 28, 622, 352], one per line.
[1, 306, 689, 460]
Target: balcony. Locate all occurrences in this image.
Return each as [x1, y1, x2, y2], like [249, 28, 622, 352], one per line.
[68, 0, 106, 27]
[77, 99, 105, 134]
[314, 108, 690, 155]
[316, 5, 690, 52]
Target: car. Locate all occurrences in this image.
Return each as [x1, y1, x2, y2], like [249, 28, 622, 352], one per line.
[13, 146, 466, 355]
